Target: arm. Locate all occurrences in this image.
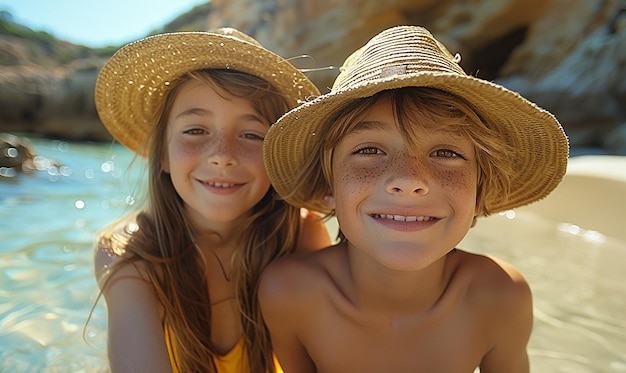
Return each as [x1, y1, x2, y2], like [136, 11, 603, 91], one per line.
[259, 259, 317, 373]
[296, 208, 333, 254]
[95, 245, 173, 373]
[479, 260, 533, 373]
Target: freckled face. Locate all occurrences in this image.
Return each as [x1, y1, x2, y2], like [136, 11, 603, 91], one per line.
[328, 96, 478, 271]
[163, 79, 271, 232]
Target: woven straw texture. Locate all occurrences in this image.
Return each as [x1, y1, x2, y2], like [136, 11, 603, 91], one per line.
[263, 25, 569, 214]
[95, 28, 320, 154]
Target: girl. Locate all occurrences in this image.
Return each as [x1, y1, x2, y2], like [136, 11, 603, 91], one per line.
[94, 28, 331, 373]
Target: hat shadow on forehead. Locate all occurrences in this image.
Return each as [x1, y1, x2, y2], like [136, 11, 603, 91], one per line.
[263, 25, 569, 216]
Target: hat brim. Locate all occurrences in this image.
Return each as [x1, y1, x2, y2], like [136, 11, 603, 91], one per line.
[95, 31, 320, 154]
[264, 72, 569, 214]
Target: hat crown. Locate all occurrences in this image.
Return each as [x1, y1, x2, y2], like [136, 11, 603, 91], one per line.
[333, 26, 466, 91]
[214, 27, 263, 47]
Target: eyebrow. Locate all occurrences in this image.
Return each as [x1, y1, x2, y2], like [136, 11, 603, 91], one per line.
[349, 120, 387, 133]
[174, 108, 211, 119]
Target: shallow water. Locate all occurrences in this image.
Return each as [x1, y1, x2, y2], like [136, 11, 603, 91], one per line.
[1, 137, 143, 372]
[1, 136, 625, 372]
[461, 211, 626, 372]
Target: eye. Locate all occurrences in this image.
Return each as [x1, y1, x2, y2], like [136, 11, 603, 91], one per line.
[431, 149, 466, 160]
[241, 132, 265, 141]
[353, 146, 383, 155]
[183, 128, 207, 135]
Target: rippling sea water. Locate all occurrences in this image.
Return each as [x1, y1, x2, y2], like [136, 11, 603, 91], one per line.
[1, 136, 625, 372]
[1, 136, 144, 372]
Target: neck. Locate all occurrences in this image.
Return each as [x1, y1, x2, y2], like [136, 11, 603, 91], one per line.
[194, 238, 236, 283]
[345, 243, 455, 315]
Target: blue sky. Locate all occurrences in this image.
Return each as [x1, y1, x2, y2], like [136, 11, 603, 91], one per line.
[0, 0, 209, 47]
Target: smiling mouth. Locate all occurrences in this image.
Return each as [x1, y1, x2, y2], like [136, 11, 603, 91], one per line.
[372, 214, 436, 222]
[206, 181, 237, 188]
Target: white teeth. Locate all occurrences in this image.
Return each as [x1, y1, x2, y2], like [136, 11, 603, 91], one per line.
[376, 214, 434, 222]
[209, 182, 235, 188]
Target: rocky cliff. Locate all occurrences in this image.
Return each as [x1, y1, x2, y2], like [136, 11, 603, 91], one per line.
[1, 0, 625, 154]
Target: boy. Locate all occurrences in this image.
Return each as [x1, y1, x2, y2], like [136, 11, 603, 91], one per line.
[259, 25, 568, 373]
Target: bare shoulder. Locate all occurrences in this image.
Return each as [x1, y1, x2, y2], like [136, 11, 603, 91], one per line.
[452, 251, 533, 371]
[95, 225, 163, 332]
[453, 249, 531, 310]
[454, 249, 529, 288]
[94, 219, 148, 290]
[259, 243, 341, 308]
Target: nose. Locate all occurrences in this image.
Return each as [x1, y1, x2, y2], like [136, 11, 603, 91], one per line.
[385, 154, 430, 195]
[207, 133, 237, 167]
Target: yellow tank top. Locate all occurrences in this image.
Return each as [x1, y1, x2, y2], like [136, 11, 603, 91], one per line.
[164, 325, 283, 373]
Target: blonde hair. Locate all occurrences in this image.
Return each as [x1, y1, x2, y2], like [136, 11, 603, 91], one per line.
[98, 69, 301, 372]
[290, 87, 514, 230]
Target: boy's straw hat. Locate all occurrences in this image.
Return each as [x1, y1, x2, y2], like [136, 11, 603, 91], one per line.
[264, 25, 569, 214]
[95, 28, 320, 154]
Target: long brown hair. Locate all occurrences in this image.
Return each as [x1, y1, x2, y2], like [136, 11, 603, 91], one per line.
[98, 69, 301, 372]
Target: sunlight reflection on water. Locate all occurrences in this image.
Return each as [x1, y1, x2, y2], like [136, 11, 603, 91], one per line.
[1, 137, 145, 372]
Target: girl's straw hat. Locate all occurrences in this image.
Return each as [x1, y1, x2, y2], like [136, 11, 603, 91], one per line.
[264, 25, 569, 214]
[95, 28, 320, 154]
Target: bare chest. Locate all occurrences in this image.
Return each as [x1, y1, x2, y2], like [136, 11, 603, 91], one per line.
[304, 305, 488, 373]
